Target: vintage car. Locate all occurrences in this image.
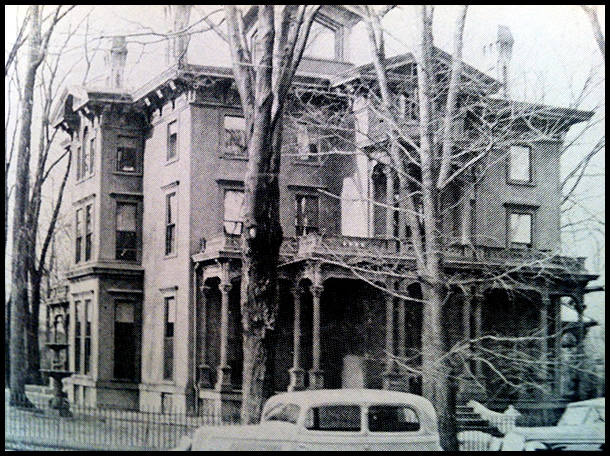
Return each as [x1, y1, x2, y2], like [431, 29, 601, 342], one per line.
[501, 397, 605, 451]
[185, 389, 442, 451]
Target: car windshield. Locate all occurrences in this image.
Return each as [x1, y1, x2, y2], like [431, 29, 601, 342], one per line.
[262, 403, 300, 424]
[558, 406, 589, 426]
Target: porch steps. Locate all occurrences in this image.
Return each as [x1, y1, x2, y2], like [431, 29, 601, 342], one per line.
[456, 404, 504, 437]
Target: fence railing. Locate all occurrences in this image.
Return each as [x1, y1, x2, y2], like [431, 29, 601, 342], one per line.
[5, 399, 238, 451]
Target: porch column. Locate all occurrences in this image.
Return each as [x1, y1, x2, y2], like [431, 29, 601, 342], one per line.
[463, 288, 472, 366]
[397, 294, 406, 359]
[472, 291, 483, 377]
[288, 284, 305, 391]
[383, 287, 401, 389]
[458, 287, 486, 401]
[386, 165, 395, 238]
[539, 293, 551, 386]
[553, 296, 562, 396]
[309, 284, 324, 389]
[573, 294, 586, 400]
[215, 281, 232, 392]
[197, 284, 212, 389]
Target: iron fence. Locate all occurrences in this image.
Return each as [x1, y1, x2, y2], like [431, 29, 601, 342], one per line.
[5, 398, 238, 451]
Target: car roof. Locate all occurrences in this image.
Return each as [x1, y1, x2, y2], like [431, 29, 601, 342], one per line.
[264, 389, 436, 411]
[567, 397, 605, 408]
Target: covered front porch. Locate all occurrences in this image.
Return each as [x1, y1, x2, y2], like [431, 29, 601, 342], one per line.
[190, 233, 592, 420]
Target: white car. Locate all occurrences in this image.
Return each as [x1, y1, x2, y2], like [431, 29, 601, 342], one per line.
[501, 397, 605, 451]
[186, 389, 442, 451]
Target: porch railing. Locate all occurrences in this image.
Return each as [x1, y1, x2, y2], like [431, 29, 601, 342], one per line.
[198, 232, 586, 272]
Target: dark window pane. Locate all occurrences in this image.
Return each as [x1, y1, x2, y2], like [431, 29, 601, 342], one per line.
[116, 231, 137, 261]
[368, 405, 421, 432]
[117, 147, 137, 172]
[163, 297, 175, 380]
[165, 193, 176, 254]
[114, 322, 136, 379]
[114, 301, 136, 380]
[117, 136, 139, 172]
[85, 234, 92, 261]
[74, 301, 81, 373]
[84, 299, 92, 374]
[163, 338, 174, 380]
[116, 203, 138, 261]
[305, 405, 361, 431]
[165, 225, 175, 255]
[76, 147, 82, 180]
[295, 195, 319, 236]
[90, 137, 95, 173]
[75, 237, 82, 263]
[167, 121, 178, 159]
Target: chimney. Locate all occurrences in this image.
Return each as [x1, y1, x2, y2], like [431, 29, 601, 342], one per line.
[106, 36, 128, 89]
[483, 25, 514, 98]
[165, 5, 192, 68]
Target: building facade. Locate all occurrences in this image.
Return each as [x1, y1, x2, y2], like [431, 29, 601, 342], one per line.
[52, 6, 596, 418]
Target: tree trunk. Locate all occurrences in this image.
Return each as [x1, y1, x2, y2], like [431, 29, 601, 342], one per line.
[416, 6, 458, 450]
[27, 270, 44, 385]
[9, 5, 42, 407]
[239, 6, 284, 424]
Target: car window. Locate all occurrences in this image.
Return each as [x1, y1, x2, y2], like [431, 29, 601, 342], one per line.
[368, 405, 421, 432]
[558, 406, 589, 426]
[305, 405, 361, 431]
[262, 403, 300, 424]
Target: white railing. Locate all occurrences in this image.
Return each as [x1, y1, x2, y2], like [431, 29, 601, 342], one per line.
[467, 400, 521, 435]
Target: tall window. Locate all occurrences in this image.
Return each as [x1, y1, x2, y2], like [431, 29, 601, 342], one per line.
[296, 123, 319, 161]
[223, 115, 246, 156]
[223, 190, 244, 235]
[508, 145, 532, 182]
[75, 208, 83, 263]
[165, 193, 177, 255]
[74, 300, 82, 373]
[116, 202, 138, 261]
[167, 121, 178, 160]
[114, 301, 136, 380]
[81, 127, 90, 178]
[84, 299, 92, 374]
[295, 195, 319, 236]
[76, 146, 82, 180]
[509, 212, 533, 246]
[163, 296, 176, 380]
[117, 136, 139, 172]
[85, 204, 93, 261]
[89, 135, 96, 174]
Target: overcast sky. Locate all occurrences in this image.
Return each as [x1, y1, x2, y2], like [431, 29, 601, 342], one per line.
[5, 5, 605, 320]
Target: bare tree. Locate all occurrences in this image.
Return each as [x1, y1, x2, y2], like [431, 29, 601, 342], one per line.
[581, 5, 605, 60]
[8, 4, 74, 406]
[222, 5, 320, 423]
